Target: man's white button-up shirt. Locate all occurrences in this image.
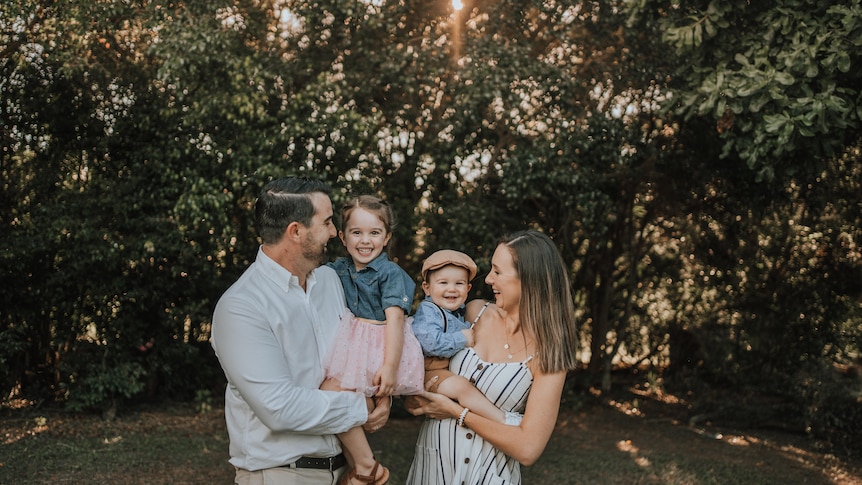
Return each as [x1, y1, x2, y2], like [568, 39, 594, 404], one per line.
[212, 247, 367, 471]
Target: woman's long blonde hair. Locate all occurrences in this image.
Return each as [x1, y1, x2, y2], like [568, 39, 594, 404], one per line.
[500, 230, 579, 374]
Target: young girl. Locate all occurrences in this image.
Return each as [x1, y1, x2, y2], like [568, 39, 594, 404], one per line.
[321, 195, 424, 485]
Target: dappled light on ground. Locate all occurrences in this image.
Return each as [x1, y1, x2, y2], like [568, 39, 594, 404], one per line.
[2, 412, 48, 446]
[1, 396, 861, 484]
[616, 439, 653, 467]
[534, 386, 862, 484]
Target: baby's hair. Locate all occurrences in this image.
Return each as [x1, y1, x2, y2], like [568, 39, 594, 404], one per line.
[341, 195, 395, 233]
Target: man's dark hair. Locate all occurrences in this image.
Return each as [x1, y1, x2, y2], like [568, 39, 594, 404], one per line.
[254, 177, 332, 245]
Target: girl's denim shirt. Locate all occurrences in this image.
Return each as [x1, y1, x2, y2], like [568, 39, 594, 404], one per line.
[328, 252, 415, 321]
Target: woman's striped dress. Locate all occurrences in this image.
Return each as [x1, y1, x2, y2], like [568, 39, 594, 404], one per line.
[406, 347, 533, 485]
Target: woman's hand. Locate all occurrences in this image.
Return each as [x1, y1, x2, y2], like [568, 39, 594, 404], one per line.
[404, 391, 460, 420]
[404, 375, 459, 419]
[402, 394, 428, 416]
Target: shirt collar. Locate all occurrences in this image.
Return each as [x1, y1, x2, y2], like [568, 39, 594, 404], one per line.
[356, 252, 391, 273]
[452, 306, 465, 319]
[256, 246, 302, 293]
[422, 295, 466, 318]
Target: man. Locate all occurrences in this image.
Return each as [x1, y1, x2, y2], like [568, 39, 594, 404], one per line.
[212, 177, 390, 484]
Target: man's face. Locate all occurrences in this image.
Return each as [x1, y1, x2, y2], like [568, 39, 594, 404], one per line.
[300, 192, 337, 265]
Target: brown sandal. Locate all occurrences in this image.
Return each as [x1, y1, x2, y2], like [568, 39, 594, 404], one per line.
[340, 459, 389, 485]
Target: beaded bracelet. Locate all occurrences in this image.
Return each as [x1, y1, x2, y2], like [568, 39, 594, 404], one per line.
[457, 407, 470, 427]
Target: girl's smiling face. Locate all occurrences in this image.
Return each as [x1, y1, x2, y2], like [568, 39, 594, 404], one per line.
[340, 207, 391, 270]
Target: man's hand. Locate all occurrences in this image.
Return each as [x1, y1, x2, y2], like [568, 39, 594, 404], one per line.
[362, 394, 391, 433]
[319, 377, 342, 392]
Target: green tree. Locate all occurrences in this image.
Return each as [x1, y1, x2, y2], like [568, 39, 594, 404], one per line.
[624, 0, 862, 182]
[2, 0, 860, 446]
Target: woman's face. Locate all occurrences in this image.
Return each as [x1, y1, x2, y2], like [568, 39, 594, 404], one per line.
[485, 244, 521, 314]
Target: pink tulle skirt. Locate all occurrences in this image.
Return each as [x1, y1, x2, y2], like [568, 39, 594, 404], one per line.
[324, 309, 424, 397]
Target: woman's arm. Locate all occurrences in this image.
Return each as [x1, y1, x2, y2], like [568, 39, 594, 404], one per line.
[466, 369, 565, 464]
[407, 368, 566, 466]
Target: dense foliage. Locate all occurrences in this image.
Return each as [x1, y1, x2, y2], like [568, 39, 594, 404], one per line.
[2, 0, 860, 446]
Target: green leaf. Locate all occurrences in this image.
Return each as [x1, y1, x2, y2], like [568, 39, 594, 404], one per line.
[763, 113, 789, 133]
[836, 51, 851, 72]
[773, 71, 795, 86]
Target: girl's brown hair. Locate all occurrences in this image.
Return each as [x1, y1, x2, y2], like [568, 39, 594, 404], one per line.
[340, 195, 395, 234]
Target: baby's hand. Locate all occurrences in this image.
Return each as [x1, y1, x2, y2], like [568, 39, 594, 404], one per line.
[461, 328, 475, 347]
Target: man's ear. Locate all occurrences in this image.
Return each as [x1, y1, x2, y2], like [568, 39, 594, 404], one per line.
[284, 221, 303, 242]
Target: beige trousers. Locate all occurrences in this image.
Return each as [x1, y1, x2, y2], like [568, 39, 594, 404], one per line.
[235, 466, 346, 485]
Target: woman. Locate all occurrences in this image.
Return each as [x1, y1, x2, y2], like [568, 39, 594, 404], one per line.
[405, 230, 579, 485]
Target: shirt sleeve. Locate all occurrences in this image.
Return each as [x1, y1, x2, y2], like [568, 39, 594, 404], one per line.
[212, 294, 367, 435]
[379, 263, 416, 314]
[412, 300, 468, 358]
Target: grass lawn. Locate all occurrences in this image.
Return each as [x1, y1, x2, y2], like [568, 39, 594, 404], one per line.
[2, 392, 861, 484]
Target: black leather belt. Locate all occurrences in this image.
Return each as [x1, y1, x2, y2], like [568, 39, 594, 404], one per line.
[284, 453, 346, 470]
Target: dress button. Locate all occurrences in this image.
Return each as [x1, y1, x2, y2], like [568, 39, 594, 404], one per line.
[477, 363, 484, 370]
[465, 457, 471, 464]
[469, 378, 475, 383]
[466, 433, 473, 439]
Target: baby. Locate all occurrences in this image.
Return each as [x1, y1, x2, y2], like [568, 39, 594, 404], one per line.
[412, 250, 506, 423]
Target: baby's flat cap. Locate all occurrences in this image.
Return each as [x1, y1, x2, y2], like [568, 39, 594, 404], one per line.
[422, 249, 477, 281]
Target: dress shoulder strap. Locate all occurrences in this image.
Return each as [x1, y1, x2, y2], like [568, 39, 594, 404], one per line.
[470, 301, 491, 329]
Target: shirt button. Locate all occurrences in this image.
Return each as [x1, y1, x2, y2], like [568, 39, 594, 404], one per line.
[469, 378, 475, 383]
[466, 433, 473, 439]
[477, 363, 484, 370]
[464, 458, 470, 464]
